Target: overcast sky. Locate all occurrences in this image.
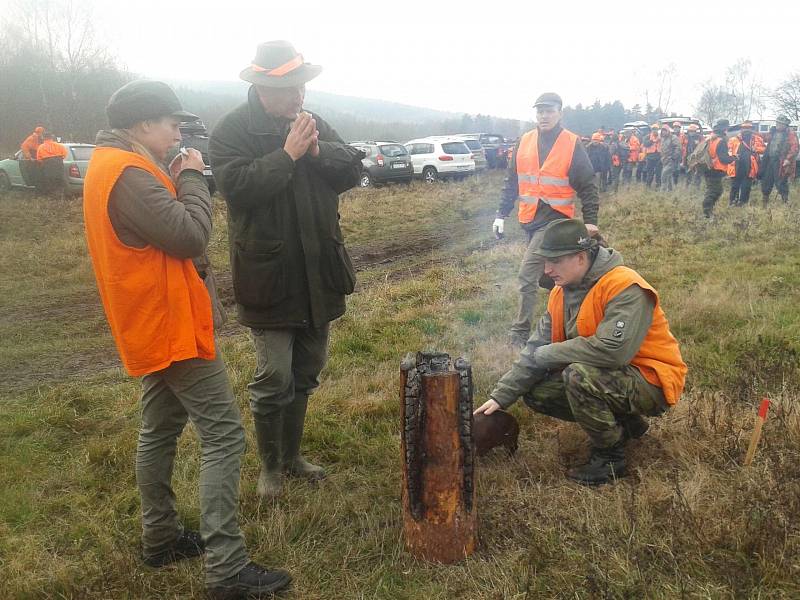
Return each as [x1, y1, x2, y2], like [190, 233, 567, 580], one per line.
[86, 0, 797, 120]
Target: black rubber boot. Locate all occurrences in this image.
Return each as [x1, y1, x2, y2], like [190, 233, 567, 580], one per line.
[620, 414, 649, 441]
[206, 561, 292, 599]
[142, 529, 205, 568]
[567, 442, 627, 486]
[253, 416, 283, 498]
[282, 395, 325, 481]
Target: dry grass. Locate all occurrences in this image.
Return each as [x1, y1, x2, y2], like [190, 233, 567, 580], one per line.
[2, 174, 800, 598]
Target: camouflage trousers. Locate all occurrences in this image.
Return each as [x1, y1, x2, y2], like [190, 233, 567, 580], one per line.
[523, 363, 668, 448]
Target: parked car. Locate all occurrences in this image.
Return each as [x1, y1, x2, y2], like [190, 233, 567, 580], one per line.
[404, 137, 475, 183]
[0, 143, 95, 195]
[350, 141, 414, 187]
[657, 116, 710, 134]
[620, 120, 651, 140]
[167, 120, 216, 195]
[476, 133, 508, 169]
[448, 135, 488, 172]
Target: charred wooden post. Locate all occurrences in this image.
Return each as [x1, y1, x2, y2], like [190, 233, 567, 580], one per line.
[400, 351, 477, 563]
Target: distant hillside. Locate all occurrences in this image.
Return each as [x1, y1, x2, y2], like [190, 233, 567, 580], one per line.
[170, 80, 533, 142]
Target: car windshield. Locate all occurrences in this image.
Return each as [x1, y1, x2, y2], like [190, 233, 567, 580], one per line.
[463, 140, 482, 151]
[69, 147, 95, 161]
[441, 142, 470, 155]
[379, 144, 407, 157]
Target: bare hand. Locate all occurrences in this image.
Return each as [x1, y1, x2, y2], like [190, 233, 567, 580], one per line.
[308, 132, 320, 157]
[169, 148, 205, 180]
[284, 112, 318, 161]
[474, 399, 501, 416]
[585, 223, 599, 236]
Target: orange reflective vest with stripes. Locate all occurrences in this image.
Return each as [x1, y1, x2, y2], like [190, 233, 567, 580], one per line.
[546, 266, 687, 405]
[515, 128, 578, 224]
[83, 147, 215, 376]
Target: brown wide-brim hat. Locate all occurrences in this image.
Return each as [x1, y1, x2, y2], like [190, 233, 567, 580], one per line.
[240, 40, 322, 88]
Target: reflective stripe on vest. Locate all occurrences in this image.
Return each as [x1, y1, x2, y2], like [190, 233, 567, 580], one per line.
[515, 128, 578, 224]
[83, 147, 215, 376]
[546, 265, 687, 405]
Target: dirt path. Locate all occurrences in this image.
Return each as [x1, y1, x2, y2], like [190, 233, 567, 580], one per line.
[2, 213, 502, 393]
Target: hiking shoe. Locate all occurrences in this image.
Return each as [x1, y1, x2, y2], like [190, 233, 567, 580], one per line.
[142, 530, 205, 568]
[207, 561, 292, 599]
[567, 443, 627, 486]
[620, 414, 649, 441]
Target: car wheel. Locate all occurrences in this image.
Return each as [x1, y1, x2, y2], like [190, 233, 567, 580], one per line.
[0, 171, 10, 192]
[423, 167, 438, 184]
[359, 171, 372, 187]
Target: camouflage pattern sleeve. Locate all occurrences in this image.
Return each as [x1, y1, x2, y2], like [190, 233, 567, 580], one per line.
[490, 312, 553, 408]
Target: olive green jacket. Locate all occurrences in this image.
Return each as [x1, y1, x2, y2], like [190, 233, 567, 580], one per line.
[209, 86, 364, 329]
[491, 248, 664, 408]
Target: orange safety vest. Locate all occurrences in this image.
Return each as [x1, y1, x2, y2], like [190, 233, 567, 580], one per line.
[627, 136, 641, 162]
[749, 133, 766, 155]
[36, 140, 68, 161]
[21, 133, 42, 159]
[515, 128, 578, 224]
[644, 132, 661, 155]
[708, 137, 728, 173]
[547, 265, 687, 405]
[83, 147, 215, 376]
[726, 137, 758, 178]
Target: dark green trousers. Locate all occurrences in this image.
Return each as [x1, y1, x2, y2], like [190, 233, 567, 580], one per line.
[523, 363, 668, 448]
[703, 171, 725, 217]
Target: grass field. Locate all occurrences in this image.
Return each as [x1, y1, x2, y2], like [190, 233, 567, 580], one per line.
[1, 172, 800, 599]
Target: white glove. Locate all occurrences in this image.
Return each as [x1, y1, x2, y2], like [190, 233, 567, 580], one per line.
[492, 218, 505, 238]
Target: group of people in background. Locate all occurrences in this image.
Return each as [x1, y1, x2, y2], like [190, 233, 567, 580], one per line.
[18, 125, 69, 195]
[580, 116, 799, 217]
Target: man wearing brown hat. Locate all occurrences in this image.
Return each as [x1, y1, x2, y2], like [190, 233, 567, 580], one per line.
[476, 219, 686, 486]
[761, 115, 799, 204]
[493, 92, 600, 348]
[210, 41, 364, 499]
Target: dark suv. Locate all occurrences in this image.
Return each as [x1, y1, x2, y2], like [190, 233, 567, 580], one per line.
[351, 141, 414, 187]
[478, 133, 509, 169]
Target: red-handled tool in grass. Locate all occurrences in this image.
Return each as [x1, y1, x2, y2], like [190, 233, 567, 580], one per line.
[743, 398, 770, 467]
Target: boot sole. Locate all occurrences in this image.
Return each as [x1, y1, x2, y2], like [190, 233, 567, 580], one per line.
[567, 467, 627, 487]
[143, 547, 205, 567]
[207, 573, 292, 599]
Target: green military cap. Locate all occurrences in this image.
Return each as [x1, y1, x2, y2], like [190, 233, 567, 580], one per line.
[535, 218, 597, 258]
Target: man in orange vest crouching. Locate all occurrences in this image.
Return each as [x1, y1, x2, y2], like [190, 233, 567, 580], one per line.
[492, 92, 600, 348]
[476, 219, 687, 486]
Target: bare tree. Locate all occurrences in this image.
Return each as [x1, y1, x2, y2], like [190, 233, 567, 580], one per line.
[655, 63, 677, 114]
[695, 84, 737, 124]
[0, 0, 128, 147]
[771, 73, 800, 121]
[724, 59, 766, 122]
